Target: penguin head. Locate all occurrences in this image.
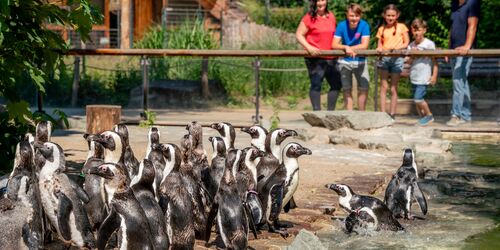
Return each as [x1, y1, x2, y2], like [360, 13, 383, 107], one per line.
[159, 143, 181, 169]
[241, 125, 268, 139]
[246, 147, 265, 162]
[148, 126, 160, 145]
[210, 122, 235, 142]
[326, 183, 354, 197]
[114, 123, 130, 146]
[35, 120, 52, 143]
[180, 134, 192, 162]
[88, 163, 130, 190]
[12, 140, 35, 175]
[84, 133, 104, 159]
[186, 121, 203, 147]
[131, 159, 155, 187]
[209, 136, 226, 156]
[402, 148, 414, 166]
[283, 142, 312, 159]
[34, 142, 65, 172]
[267, 128, 298, 148]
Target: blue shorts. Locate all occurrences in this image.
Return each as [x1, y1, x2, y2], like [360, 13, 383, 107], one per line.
[412, 84, 428, 103]
[377, 57, 404, 74]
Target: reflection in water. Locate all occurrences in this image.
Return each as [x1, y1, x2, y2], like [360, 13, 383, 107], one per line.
[318, 143, 500, 249]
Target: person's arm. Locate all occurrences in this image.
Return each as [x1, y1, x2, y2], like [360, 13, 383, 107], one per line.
[296, 21, 321, 56]
[398, 31, 410, 50]
[331, 36, 355, 57]
[429, 58, 438, 85]
[455, 16, 479, 54]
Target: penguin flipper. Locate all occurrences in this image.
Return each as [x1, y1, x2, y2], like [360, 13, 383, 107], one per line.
[244, 192, 262, 239]
[412, 182, 428, 215]
[55, 191, 73, 241]
[269, 184, 284, 222]
[283, 196, 297, 213]
[6, 175, 23, 200]
[204, 202, 219, 243]
[69, 178, 89, 203]
[97, 208, 121, 250]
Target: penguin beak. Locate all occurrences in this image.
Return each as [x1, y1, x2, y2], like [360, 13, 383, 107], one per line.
[285, 129, 298, 137]
[299, 146, 312, 156]
[208, 136, 214, 142]
[325, 183, 342, 194]
[241, 127, 250, 133]
[210, 123, 218, 130]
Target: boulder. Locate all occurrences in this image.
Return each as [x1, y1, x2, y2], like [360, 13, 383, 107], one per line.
[302, 111, 394, 130]
[286, 229, 327, 250]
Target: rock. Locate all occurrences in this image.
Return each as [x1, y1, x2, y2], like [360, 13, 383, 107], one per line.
[295, 128, 316, 141]
[286, 229, 327, 250]
[303, 111, 394, 130]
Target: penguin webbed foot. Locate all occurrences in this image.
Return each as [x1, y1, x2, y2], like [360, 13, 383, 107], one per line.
[274, 220, 293, 229]
[268, 223, 289, 239]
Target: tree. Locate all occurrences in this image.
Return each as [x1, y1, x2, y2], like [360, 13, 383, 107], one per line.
[0, 0, 101, 174]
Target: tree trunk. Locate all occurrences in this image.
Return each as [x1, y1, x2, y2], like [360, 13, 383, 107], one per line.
[86, 105, 121, 134]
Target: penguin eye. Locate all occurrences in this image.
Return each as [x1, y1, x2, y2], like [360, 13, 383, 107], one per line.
[250, 128, 255, 133]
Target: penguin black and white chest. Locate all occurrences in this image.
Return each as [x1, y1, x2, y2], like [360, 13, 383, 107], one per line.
[241, 125, 268, 152]
[326, 183, 404, 231]
[35, 120, 52, 143]
[157, 143, 195, 250]
[114, 124, 140, 179]
[384, 148, 427, 219]
[35, 141, 96, 248]
[145, 127, 166, 199]
[88, 162, 154, 250]
[257, 128, 298, 184]
[207, 136, 226, 198]
[186, 121, 210, 181]
[3, 140, 44, 249]
[280, 142, 311, 212]
[344, 207, 379, 234]
[210, 122, 235, 153]
[131, 159, 169, 250]
[210, 149, 249, 250]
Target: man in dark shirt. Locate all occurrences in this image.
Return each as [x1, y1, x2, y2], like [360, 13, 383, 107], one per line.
[446, 0, 481, 127]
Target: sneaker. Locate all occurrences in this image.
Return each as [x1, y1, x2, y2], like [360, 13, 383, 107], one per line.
[418, 115, 434, 126]
[389, 114, 396, 122]
[446, 116, 471, 127]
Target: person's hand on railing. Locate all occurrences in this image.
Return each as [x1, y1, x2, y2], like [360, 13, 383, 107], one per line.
[429, 75, 437, 86]
[306, 46, 321, 56]
[455, 45, 470, 55]
[345, 46, 356, 58]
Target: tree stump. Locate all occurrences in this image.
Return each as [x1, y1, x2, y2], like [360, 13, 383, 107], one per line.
[86, 105, 121, 134]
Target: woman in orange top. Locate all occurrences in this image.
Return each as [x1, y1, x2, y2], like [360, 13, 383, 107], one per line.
[376, 4, 409, 120]
[296, 0, 341, 111]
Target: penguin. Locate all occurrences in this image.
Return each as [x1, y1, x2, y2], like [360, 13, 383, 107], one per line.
[384, 148, 428, 219]
[145, 127, 166, 199]
[157, 143, 195, 250]
[131, 159, 169, 250]
[210, 122, 236, 153]
[114, 124, 140, 179]
[186, 121, 210, 183]
[3, 139, 44, 249]
[86, 130, 126, 167]
[87, 162, 154, 250]
[280, 142, 312, 212]
[206, 136, 227, 199]
[82, 134, 107, 232]
[241, 125, 268, 152]
[34, 141, 96, 248]
[206, 149, 248, 249]
[344, 207, 379, 234]
[325, 183, 405, 231]
[35, 120, 52, 143]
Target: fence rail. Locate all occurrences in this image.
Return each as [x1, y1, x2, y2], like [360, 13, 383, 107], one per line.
[63, 49, 500, 124]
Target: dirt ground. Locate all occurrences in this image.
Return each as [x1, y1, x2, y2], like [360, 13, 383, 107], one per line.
[50, 107, 499, 249]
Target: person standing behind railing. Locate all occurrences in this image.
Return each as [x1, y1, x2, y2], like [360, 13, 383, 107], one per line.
[296, 0, 342, 111]
[331, 3, 370, 111]
[376, 4, 410, 121]
[446, 0, 481, 127]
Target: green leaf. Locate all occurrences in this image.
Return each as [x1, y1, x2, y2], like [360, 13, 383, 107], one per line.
[6, 100, 32, 123]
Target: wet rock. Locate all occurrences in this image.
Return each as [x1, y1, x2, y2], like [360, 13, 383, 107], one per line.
[286, 229, 327, 250]
[303, 111, 393, 130]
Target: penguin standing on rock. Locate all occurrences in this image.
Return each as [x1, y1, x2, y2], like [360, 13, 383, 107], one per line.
[206, 149, 248, 250]
[157, 143, 195, 250]
[210, 122, 236, 153]
[88, 163, 154, 250]
[326, 183, 405, 232]
[384, 148, 428, 219]
[145, 127, 166, 199]
[131, 159, 169, 250]
[35, 142, 96, 248]
[241, 125, 268, 152]
[114, 124, 140, 179]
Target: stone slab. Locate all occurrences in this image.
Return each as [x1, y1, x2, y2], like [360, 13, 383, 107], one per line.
[303, 111, 394, 130]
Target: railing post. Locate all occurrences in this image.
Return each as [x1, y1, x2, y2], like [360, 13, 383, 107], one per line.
[252, 57, 262, 124]
[201, 56, 210, 98]
[141, 56, 150, 119]
[373, 59, 379, 111]
[71, 56, 81, 107]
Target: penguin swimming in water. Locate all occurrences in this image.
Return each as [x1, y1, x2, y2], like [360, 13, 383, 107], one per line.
[131, 159, 169, 250]
[206, 149, 249, 249]
[82, 134, 107, 232]
[88, 162, 154, 250]
[35, 141, 96, 248]
[384, 148, 428, 219]
[241, 125, 268, 152]
[280, 142, 312, 212]
[157, 143, 195, 250]
[114, 124, 140, 179]
[326, 183, 405, 232]
[145, 127, 166, 199]
[2, 139, 44, 249]
[344, 207, 379, 234]
[210, 122, 235, 153]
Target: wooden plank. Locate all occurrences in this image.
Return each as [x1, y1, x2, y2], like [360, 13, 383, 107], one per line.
[86, 105, 121, 134]
[120, 0, 131, 48]
[134, 0, 153, 40]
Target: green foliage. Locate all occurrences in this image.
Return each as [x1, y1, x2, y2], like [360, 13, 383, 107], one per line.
[266, 98, 281, 130]
[139, 110, 157, 128]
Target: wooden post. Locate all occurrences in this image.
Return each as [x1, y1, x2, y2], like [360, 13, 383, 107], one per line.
[201, 56, 210, 98]
[120, 0, 131, 49]
[86, 105, 121, 134]
[71, 56, 80, 107]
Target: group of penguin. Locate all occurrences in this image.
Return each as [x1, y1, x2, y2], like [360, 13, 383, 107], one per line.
[326, 148, 428, 234]
[0, 120, 313, 249]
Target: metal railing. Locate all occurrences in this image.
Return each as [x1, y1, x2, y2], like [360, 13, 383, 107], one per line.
[64, 49, 500, 124]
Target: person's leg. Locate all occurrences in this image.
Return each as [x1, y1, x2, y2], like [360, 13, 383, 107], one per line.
[379, 70, 389, 113]
[461, 57, 473, 121]
[305, 58, 325, 111]
[325, 59, 342, 111]
[355, 63, 370, 111]
[389, 73, 401, 116]
[339, 63, 353, 110]
[450, 56, 473, 121]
